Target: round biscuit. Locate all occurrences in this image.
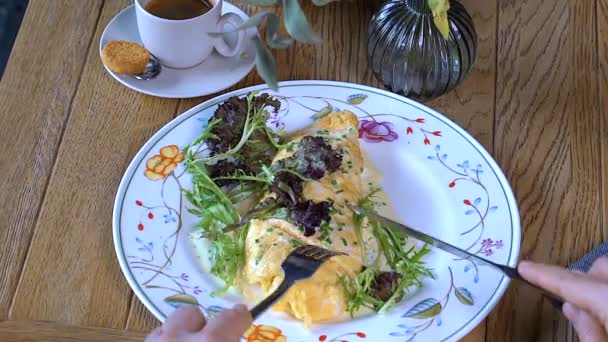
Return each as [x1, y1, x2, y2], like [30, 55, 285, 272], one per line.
[101, 40, 150, 75]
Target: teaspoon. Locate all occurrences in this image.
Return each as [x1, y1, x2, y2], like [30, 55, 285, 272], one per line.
[133, 54, 162, 80]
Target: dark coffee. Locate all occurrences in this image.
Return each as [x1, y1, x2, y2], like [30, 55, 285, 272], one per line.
[144, 0, 212, 20]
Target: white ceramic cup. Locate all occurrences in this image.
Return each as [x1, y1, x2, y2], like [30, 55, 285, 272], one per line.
[135, 0, 245, 69]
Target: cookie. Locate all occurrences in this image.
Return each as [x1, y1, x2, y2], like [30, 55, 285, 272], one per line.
[101, 40, 150, 75]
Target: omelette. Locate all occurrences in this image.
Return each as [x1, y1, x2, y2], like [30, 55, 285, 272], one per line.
[187, 94, 430, 328]
[238, 110, 381, 325]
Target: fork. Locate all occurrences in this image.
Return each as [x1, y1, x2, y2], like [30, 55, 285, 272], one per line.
[249, 245, 346, 320]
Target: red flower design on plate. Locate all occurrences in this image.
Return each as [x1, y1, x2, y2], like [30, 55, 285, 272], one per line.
[358, 120, 398, 143]
[319, 332, 367, 341]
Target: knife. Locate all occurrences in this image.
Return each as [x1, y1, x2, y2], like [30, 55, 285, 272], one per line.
[347, 203, 564, 307]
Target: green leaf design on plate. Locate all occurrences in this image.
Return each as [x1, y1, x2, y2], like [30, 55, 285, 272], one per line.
[311, 104, 333, 119]
[347, 94, 368, 105]
[455, 287, 474, 306]
[254, 37, 278, 91]
[164, 294, 199, 308]
[283, 0, 321, 43]
[402, 298, 442, 319]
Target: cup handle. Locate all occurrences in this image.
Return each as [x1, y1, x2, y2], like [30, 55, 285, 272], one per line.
[215, 13, 246, 57]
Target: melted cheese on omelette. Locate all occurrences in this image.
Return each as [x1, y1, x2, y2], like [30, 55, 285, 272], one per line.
[238, 110, 384, 326]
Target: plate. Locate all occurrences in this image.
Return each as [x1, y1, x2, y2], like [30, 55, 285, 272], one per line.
[99, 3, 256, 98]
[113, 81, 520, 341]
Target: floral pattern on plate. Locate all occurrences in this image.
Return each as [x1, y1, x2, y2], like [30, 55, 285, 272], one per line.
[113, 81, 520, 342]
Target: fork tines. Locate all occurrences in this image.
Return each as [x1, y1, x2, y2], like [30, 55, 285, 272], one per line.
[291, 245, 345, 261]
[250, 245, 346, 320]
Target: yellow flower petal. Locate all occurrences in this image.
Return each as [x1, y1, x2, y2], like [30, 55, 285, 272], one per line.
[259, 330, 276, 338]
[174, 152, 185, 163]
[154, 158, 171, 173]
[243, 325, 256, 338]
[259, 325, 280, 333]
[243, 324, 285, 342]
[144, 170, 165, 181]
[160, 145, 179, 159]
[146, 155, 162, 170]
[163, 162, 178, 176]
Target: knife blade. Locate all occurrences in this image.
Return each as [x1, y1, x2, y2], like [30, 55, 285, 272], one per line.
[347, 203, 520, 278]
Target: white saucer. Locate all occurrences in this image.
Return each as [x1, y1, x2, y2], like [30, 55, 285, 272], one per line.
[99, 4, 256, 98]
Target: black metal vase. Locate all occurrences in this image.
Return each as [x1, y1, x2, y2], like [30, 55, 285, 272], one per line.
[367, 0, 477, 101]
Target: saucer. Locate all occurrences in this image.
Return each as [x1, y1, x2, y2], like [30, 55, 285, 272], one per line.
[99, 3, 256, 98]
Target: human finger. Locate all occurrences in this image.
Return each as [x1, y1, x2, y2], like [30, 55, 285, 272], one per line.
[162, 305, 206, 334]
[518, 260, 608, 322]
[588, 257, 608, 281]
[563, 302, 608, 342]
[144, 326, 162, 342]
[199, 304, 252, 341]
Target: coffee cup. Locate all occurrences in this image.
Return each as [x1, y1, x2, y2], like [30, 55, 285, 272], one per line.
[135, 0, 245, 69]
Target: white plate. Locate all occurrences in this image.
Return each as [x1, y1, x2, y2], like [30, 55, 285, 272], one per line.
[113, 81, 520, 341]
[99, 3, 256, 98]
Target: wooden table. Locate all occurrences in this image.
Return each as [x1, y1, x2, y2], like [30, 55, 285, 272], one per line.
[0, 0, 606, 341]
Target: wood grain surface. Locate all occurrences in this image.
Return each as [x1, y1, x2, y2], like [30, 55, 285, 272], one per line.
[0, 321, 146, 342]
[488, 1, 604, 341]
[9, 0, 179, 326]
[0, 0, 605, 341]
[0, 0, 104, 320]
[599, 0, 608, 256]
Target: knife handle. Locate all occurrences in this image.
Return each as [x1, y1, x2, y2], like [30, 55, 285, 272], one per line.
[498, 264, 563, 310]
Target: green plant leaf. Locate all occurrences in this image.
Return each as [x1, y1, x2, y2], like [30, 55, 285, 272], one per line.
[455, 287, 474, 305]
[311, 103, 333, 119]
[164, 294, 199, 308]
[266, 14, 294, 49]
[283, 0, 321, 43]
[312, 0, 339, 5]
[402, 298, 442, 319]
[239, 0, 279, 5]
[428, 0, 450, 40]
[208, 10, 272, 37]
[254, 37, 278, 91]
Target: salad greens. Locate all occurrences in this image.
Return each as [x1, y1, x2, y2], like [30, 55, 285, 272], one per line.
[184, 125, 242, 295]
[343, 189, 433, 315]
[184, 92, 273, 295]
[183, 92, 338, 295]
